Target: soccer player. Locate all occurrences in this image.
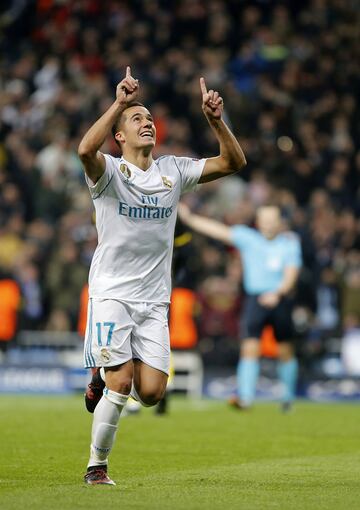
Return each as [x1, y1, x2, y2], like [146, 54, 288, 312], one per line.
[178, 203, 302, 412]
[78, 66, 246, 485]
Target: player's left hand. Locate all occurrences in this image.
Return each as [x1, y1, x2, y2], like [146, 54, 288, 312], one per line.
[200, 77, 223, 120]
[258, 292, 281, 308]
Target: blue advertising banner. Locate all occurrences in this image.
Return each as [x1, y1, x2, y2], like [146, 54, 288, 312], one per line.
[0, 366, 88, 394]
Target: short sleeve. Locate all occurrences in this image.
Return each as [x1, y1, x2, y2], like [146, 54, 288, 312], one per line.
[173, 156, 206, 194]
[85, 153, 116, 199]
[284, 234, 302, 268]
[230, 225, 257, 250]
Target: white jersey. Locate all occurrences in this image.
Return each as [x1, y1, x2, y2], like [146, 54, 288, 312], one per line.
[86, 154, 205, 303]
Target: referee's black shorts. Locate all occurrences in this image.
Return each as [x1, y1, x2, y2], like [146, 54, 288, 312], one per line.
[240, 294, 295, 342]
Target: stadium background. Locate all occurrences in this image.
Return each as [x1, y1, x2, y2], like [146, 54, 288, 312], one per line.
[0, 0, 359, 399]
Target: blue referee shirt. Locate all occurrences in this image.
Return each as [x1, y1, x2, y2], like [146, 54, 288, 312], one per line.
[230, 226, 302, 295]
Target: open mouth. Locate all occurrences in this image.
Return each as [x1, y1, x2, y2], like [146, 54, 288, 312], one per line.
[140, 131, 153, 139]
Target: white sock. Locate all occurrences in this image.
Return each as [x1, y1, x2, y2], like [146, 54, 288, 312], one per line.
[87, 388, 129, 468]
[99, 367, 105, 382]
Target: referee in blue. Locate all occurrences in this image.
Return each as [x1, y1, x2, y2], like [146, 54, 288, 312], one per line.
[178, 203, 302, 411]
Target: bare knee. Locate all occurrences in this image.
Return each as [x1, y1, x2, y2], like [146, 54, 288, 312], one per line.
[278, 342, 294, 362]
[241, 338, 260, 359]
[105, 363, 133, 394]
[107, 376, 132, 395]
[138, 386, 166, 407]
[133, 361, 168, 406]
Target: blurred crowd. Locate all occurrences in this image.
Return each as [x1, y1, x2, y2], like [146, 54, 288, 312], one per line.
[0, 1, 359, 367]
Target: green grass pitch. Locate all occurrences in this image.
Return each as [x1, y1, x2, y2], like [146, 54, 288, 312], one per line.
[1, 395, 360, 510]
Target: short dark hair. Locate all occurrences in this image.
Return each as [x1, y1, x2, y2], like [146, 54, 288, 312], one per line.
[111, 101, 145, 146]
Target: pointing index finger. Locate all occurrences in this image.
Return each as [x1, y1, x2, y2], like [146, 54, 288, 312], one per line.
[200, 77, 207, 96]
[126, 66, 131, 78]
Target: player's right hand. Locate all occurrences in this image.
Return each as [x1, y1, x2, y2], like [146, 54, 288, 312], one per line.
[258, 291, 280, 309]
[116, 66, 139, 105]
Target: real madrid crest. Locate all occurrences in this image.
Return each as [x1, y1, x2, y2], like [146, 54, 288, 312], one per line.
[120, 163, 131, 179]
[162, 176, 173, 189]
[100, 348, 111, 363]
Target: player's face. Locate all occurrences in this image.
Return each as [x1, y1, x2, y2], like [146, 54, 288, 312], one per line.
[116, 106, 156, 150]
[256, 207, 282, 239]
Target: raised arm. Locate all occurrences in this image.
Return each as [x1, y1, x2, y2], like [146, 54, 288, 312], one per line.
[78, 66, 139, 183]
[178, 203, 233, 245]
[198, 77, 246, 184]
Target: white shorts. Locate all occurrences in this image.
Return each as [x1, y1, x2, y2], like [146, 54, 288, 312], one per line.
[83, 298, 170, 375]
